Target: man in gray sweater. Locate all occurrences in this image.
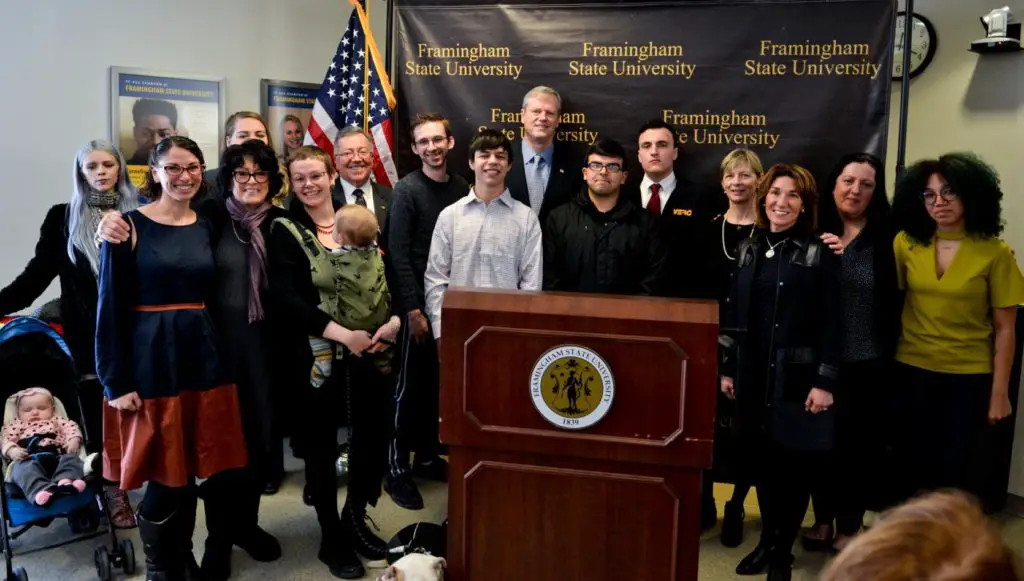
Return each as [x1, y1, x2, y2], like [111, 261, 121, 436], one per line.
[382, 113, 469, 509]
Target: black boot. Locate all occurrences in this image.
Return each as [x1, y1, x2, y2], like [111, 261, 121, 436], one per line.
[176, 487, 202, 581]
[766, 552, 794, 581]
[234, 489, 282, 563]
[137, 510, 178, 581]
[736, 540, 776, 576]
[318, 522, 364, 579]
[199, 487, 233, 581]
[721, 500, 746, 548]
[341, 499, 388, 561]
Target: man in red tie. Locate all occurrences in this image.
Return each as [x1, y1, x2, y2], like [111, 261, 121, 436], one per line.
[627, 119, 709, 300]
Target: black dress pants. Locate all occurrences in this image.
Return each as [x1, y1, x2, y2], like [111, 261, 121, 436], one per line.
[388, 320, 442, 477]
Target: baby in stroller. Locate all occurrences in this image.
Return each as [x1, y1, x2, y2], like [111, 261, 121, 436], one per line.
[1, 387, 86, 506]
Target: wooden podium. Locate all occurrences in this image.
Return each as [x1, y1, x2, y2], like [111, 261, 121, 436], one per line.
[440, 288, 718, 581]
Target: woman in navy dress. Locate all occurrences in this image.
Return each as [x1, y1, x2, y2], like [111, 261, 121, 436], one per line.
[96, 136, 247, 581]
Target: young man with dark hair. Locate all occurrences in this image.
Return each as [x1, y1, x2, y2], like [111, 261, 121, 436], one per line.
[382, 113, 470, 509]
[424, 128, 542, 339]
[543, 138, 667, 295]
[126, 99, 179, 165]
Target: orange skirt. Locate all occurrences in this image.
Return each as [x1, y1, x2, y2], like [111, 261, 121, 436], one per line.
[102, 384, 248, 490]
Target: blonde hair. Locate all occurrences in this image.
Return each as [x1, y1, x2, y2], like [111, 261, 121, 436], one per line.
[286, 145, 335, 177]
[820, 491, 1021, 581]
[720, 148, 764, 178]
[333, 204, 379, 247]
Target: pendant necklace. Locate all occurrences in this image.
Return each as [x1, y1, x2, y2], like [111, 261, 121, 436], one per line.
[765, 236, 787, 258]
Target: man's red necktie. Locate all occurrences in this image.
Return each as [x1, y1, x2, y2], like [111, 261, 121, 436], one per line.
[648, 183, 662, 217]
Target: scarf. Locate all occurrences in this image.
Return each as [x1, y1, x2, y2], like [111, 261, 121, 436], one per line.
[86, 189, 119, 210]
[226, 196, 272, 323]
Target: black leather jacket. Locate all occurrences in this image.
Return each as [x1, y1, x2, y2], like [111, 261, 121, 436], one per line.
[719, 231, 843, 450]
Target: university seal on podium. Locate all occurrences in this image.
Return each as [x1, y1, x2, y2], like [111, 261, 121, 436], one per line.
[530, 345, 615, 430]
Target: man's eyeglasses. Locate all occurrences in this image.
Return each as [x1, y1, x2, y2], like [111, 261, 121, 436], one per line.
[586, 162, 623, 173]
[922, 188, 959, 205]
[336, 149, 372, 160]
[233, 170, 270, 184]
[415, 136, 449, 147]
[160, 164, 203, 177]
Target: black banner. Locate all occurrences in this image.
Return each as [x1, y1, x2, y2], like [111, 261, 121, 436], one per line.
[392, 0, 895, 189]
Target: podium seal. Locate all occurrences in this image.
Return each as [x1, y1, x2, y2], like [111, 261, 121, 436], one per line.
[530, 345, 615, 430]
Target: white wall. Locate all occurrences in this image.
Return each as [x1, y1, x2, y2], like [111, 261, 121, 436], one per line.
[0, 0, 349, 307]
[887, 0, 1024, 496]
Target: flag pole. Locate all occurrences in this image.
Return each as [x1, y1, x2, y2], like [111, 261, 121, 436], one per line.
[363, 0, 371, 133]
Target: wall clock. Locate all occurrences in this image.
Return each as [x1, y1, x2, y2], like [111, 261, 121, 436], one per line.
[893, 11, 938, 79]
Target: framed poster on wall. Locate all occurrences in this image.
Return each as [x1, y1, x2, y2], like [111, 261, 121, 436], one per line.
[110, 67, 226, 186]
[260, 79, 319, 162]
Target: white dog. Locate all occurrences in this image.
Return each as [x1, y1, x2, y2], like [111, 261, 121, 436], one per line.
[378, 553, 446, 581]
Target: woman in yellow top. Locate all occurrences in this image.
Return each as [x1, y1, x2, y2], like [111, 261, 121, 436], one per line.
[891, 152, 1024, 502]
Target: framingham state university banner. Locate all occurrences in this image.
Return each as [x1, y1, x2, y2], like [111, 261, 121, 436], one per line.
[392, 0, 895, 186]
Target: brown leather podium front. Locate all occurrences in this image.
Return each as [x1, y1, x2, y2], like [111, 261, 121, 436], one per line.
[440, 288, 718, 581]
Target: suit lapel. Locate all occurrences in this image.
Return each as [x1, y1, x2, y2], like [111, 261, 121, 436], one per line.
[507, 144, 529, 207]
[371, 183, 388, 226]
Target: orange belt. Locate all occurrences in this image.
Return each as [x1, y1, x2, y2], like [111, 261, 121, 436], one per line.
[132, 303, 205, 312]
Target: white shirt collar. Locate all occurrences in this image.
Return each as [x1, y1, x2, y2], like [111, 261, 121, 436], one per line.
[640, 171, 676, 195]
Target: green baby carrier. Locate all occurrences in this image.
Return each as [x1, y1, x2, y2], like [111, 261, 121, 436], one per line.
[272, 218, 396, 377]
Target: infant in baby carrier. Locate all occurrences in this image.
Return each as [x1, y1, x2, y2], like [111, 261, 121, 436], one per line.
[1, 387, 85, 506]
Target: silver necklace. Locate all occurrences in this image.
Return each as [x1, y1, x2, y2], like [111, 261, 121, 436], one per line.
[231, 221, 248, 245]
[765, 236, 787, 258]
[721, 218, 755, 261]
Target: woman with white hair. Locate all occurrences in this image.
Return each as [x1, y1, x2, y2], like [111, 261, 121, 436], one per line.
[0, 139, 139, 528]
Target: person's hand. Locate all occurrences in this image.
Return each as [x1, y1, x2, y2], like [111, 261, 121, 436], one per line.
[408, 310, 429, 344]
[108, 392, 142, 412]
[805, 387, 833, 414]
[721, 376, 735, 400]
[368, 316, 401, 354]
[98, 212, 130, 244]
[989, 391, 1013, 424]
[342, 329, 374, 357]
[820, 233, 845, 256]
[7, 447, 27, 462]
[66, 437, 82, 455]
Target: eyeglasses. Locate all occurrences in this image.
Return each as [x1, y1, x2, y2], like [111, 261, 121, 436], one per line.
[922, 188, 959, 205]
[586, 162, 623, 173]
[160, 164, 203, 176]
[335, 148, 372, 160]
[290, 171, 328, 186]
[233, 170, 270, 184]
[414, 135, 449, 147]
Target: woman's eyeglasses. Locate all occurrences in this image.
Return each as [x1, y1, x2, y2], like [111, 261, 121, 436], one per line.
[922, 188, 958, 206]
[160, 164, 204, 177]
[233, 170, 271, 184]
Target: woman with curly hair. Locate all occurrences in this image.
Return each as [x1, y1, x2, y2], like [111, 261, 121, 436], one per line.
[890, 152, 1024, 503]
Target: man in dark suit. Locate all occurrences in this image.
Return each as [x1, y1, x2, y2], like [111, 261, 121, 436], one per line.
[331, 126, 393, 231]
[625, 118, 711, 300]
[505, 86, 583, 225]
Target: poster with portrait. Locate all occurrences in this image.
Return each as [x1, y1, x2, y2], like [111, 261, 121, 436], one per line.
[260, 79, 319, 163]
[110, 67, 226, 187]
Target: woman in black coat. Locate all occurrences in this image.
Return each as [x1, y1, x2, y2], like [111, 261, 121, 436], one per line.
[0, 139, 139, 527]
[800, 153, 901, 552]
[719, 163, 843, 581]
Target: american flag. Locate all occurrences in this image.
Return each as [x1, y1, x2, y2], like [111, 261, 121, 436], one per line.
[305, 0, 398, 186]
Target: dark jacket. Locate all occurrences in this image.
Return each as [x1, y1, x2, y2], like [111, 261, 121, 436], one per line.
[720, 231, 843, 451]
[623, 176, 715, 299]
[0, 204, 99, 375]
[506, 139, 583, 226]
[332, 177, 393, 239]
[543, 191, 668, 296]
[266, 198, 343, 392]
[855, 219, 902, 361]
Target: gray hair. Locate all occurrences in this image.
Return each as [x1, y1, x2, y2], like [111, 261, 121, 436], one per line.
[334, 126, 373, 149]
[68, 140, 140, 274]
[521, 86, 562, 113]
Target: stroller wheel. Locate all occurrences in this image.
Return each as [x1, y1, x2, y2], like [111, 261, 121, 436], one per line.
[11, 566, 27, 581]
[93, 545, 111, 581]
[119, 539, 135, 574]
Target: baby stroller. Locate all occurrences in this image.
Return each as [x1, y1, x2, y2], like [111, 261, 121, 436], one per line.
[0, 317, 135, 581]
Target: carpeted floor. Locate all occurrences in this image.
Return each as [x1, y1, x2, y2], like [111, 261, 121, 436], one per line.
[6, 452, 1024, 581]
